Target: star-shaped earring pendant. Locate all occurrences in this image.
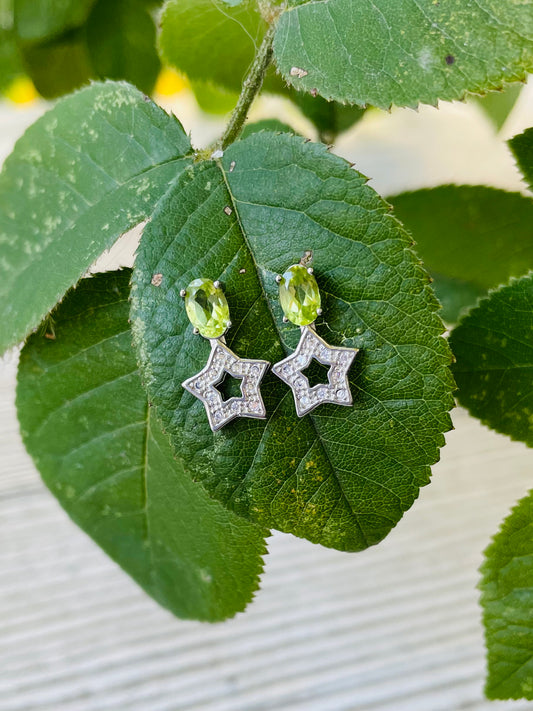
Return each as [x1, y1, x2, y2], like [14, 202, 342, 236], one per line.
[183, 340, 269, 431]
[272, 326, 358, 417]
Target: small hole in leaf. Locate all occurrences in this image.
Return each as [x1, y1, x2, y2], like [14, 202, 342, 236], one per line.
[215, 372, 243, 401]
[303, 358, 331, 388]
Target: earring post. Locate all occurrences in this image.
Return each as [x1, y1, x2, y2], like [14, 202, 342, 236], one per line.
[299, 250, 313, 267]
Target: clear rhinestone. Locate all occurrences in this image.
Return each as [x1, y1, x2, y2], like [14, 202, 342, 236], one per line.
[317, 387, 328, 399]
[331, 368, 343, 383]
[230, 363, 242, 376]
[336, 388, 348, 400]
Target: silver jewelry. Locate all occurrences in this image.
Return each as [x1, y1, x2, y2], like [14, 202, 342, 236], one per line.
[181, 279, 269, 431]
[271, 253, 359, 416]
[272, 325, 357, 417]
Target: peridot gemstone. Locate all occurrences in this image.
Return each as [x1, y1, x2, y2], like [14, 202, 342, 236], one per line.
[279, 264, 321, 326]
[184, 278, 230, 338]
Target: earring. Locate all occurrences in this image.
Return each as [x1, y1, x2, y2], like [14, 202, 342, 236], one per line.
[181, 278, 269, 431]
[272, 253, 359, 417]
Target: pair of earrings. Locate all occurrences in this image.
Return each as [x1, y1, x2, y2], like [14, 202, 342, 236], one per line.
[181, 253, 359, 432]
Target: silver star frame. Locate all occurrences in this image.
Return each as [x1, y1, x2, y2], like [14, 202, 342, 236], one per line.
[272, 325, 358, 417]
[182, 339, 269, 432]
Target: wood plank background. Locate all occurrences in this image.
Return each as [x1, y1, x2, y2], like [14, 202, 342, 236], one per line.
[2, 354, 531, 710]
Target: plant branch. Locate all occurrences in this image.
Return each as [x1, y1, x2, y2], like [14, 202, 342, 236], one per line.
[219, 22, 276, 150]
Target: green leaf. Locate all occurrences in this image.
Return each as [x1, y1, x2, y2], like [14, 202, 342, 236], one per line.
[86, 0, 160, 95]
[14, 0, 96, 42]
[159, 0, 266, 95]
[0, 80, 192, 356]
[450, 274, 533, 447]
[159, 0, 285, 96]
[289, 89, 365, 142]
[481, 488, 533, 699]
[191, 80, 238, 116]
[273, 0, 533, 109]
[423, 275, 485, 327]
[0, 1, 23, 95]
[19, 29, 94, 99]
[475, 83, 523, 131]
[0, 0, 12, 25]
[131, 132, 454, 552]
[240, 118, 296, 138]
[16, 269, 267, 622]
[391, 186, 533, 323]
[0, 27, 24, 93]
[511, 128, 533, 191]
[159, 0, 368, 129]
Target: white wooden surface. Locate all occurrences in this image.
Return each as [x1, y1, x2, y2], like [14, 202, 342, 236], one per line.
[1, 86, 533, 710]
[2, 357, 532, 711]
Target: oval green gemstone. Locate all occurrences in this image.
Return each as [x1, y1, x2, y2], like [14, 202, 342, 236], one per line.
[279, 264, 321, 326]
[184, 278, 230, 338]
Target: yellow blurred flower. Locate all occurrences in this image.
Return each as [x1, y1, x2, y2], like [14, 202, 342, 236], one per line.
[155, 67, 188, 97]
[5, 76, 38, 105]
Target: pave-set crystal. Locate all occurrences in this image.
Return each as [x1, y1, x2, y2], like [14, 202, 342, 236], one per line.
[182, 340, 269, 431]
[272, 326, 358, 417]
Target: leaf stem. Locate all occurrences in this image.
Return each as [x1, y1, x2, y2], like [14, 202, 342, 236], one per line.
[219, 22, 276, 150]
